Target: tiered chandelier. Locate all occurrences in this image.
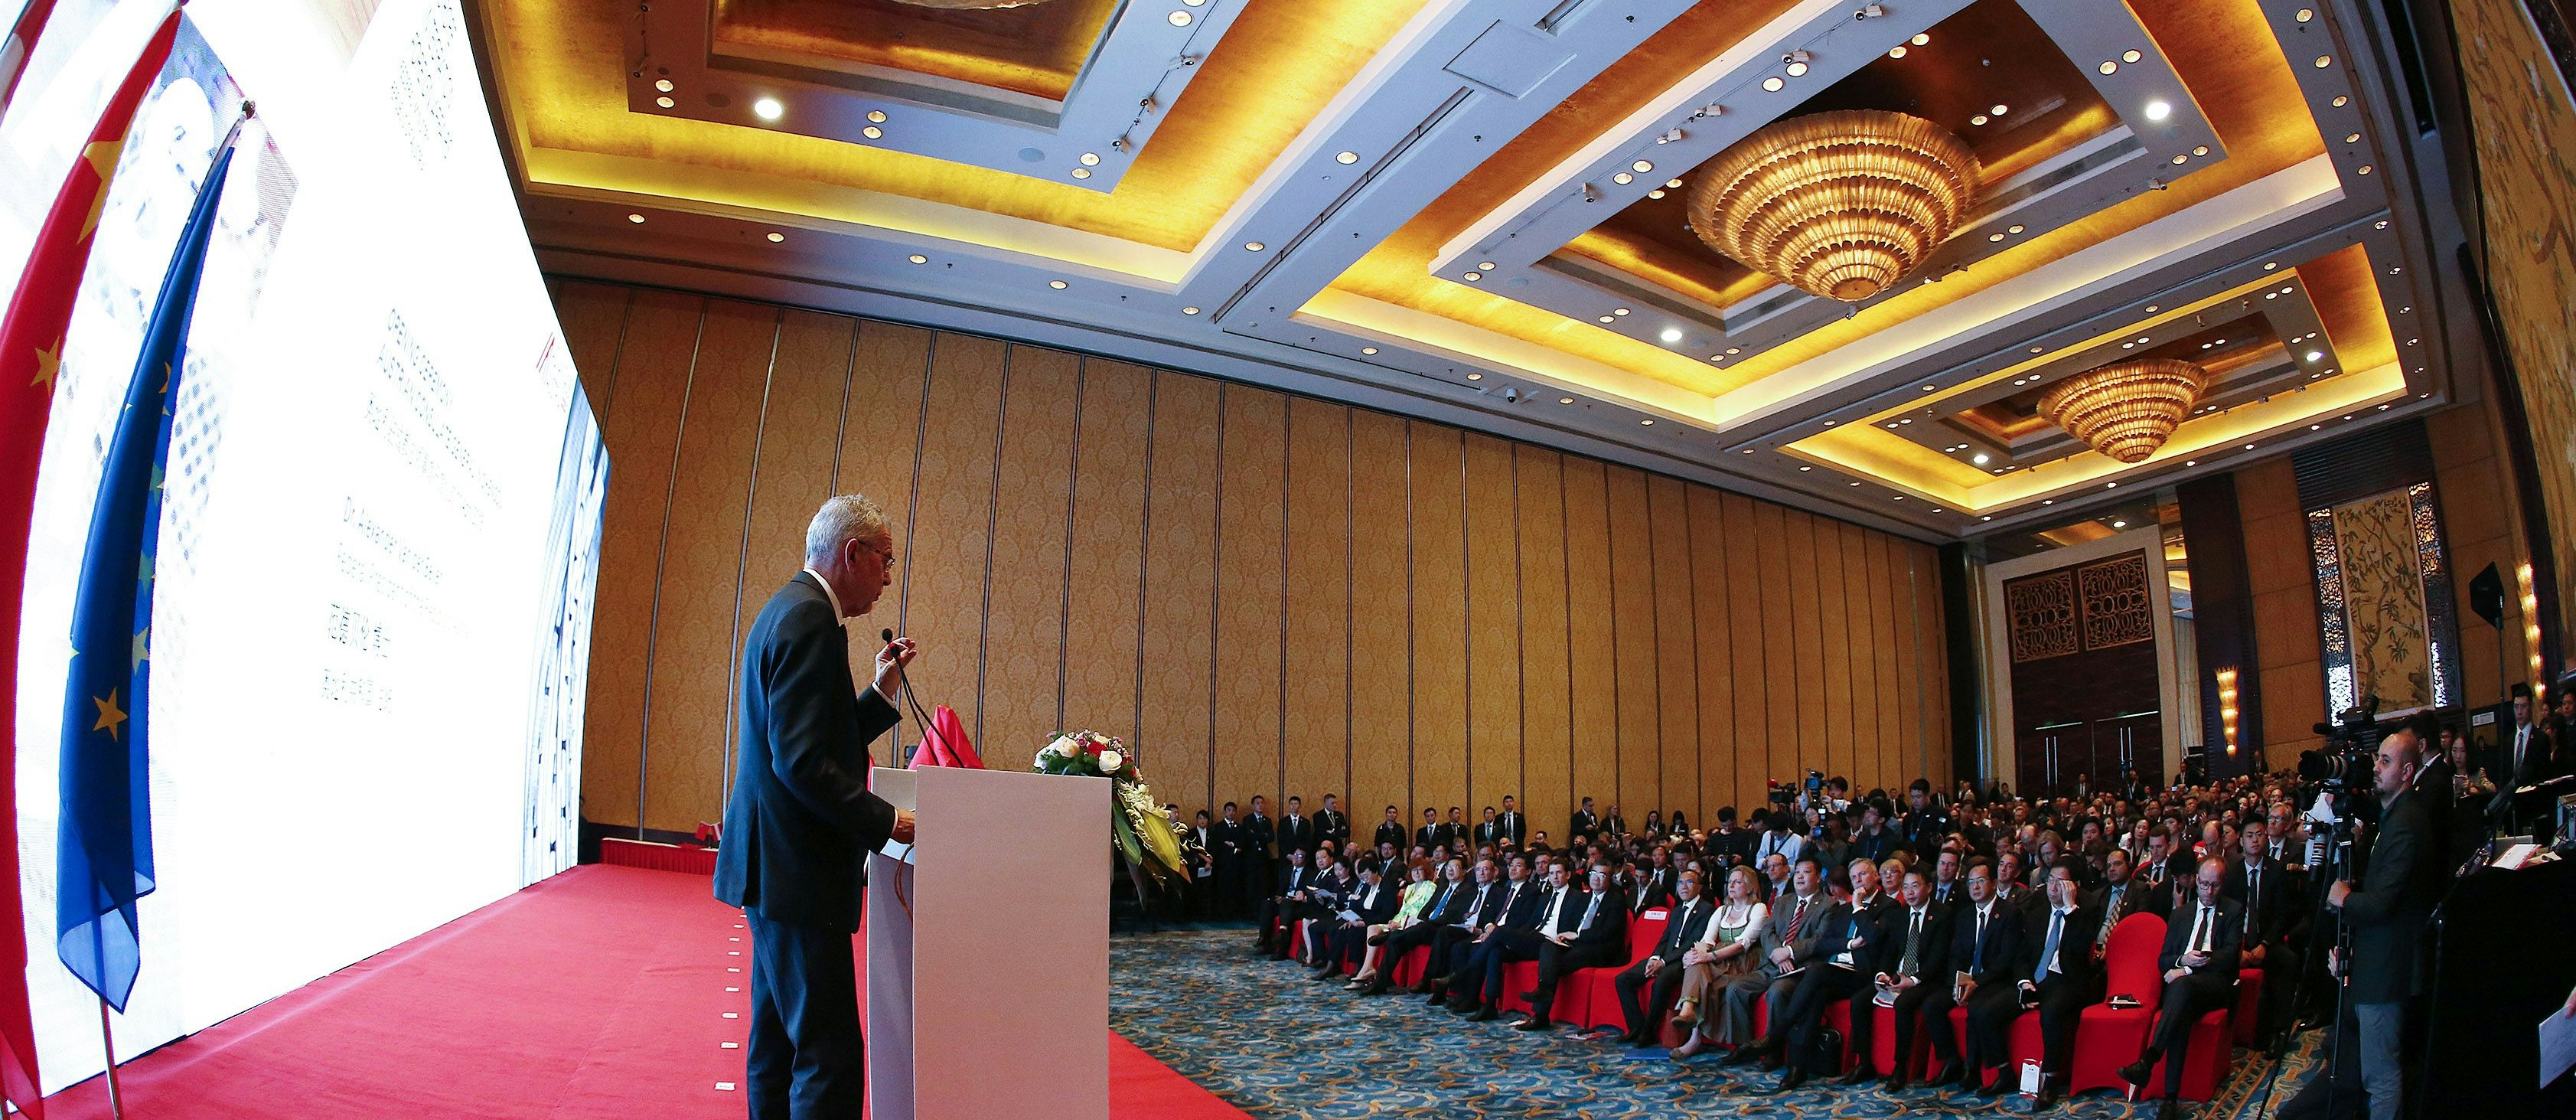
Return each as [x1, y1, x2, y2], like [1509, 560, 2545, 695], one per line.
[2037, 359, 2208, 463]
[1683, 109, 1981, 302]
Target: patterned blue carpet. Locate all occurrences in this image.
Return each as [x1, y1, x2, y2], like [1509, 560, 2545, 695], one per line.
[1110, 928, 2321, 1119]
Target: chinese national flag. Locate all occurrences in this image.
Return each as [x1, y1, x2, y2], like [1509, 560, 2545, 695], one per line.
[0, 11, 182, 1115]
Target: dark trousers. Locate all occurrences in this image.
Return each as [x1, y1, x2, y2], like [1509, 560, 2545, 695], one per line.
[2032, 971, 2098, 1079]
[745, 913, 862, 1120]
[2250, 945, 2302, 1041]
[1612, 956, 1685, 1040]
[1376, 921, 1448, 985]
[1887, 980, 1941, 1075]
[1781, 965, 1877, 1073]
[1528, 940, 1619, 1023]
[1959, 981, 2027, 1072]
[1477, 929, 1552, 1003]
[2141, 971, 2236, 1096]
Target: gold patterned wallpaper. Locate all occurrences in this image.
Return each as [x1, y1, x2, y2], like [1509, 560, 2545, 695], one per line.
[2454, 0, 2576, 641]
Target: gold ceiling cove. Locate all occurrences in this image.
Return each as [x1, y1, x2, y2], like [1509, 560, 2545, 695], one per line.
[882, 0, 1056, 8]
[2038, 358, 2208, 463]
[1684, 109, 1980, 302]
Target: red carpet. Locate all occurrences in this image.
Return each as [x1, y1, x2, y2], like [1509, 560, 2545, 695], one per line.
[39, 864, 1244, 1119]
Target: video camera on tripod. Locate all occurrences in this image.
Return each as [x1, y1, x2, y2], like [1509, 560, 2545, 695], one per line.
[2299, 693, 2382, 787]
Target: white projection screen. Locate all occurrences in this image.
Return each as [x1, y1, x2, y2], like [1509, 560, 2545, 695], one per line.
[2, 0, 605, 1092]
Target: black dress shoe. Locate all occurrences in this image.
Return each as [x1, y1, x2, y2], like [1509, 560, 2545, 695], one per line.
[1447, 998, 1480, 1015]
[1514, 1016, 1553, 1031]
[1756, 1053, 1784, 1073]
[1722, 1043, 1766, 1067]
[1975, 1072, 2010, 1096]
[1837, 1066, 1876, 1086]
[1775, 1066, 1808, 1093]
[1360, 978, 1391, 996]
[1883, 1073, 1909, 1092]
[2118, 1058, 2154, 1087]
[2034, 1082, 2062, 1110]
[1923, 1061, 1961, 1088]
[1469, 1005, 1499, 1023]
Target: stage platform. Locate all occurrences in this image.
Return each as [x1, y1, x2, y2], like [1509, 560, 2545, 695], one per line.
[37, 864, 1244, 1118]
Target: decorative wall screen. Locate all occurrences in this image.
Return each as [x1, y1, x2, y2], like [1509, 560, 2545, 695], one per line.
[2007, 550, 2154, 663]
[2306, 483, 2463, 714]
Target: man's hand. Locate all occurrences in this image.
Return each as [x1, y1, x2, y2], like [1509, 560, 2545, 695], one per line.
[1684, 948, 1711, 968]
[1770, 945, 1795, 968]
[892, 808, 917, 846]
[872, 635, 918, 696]
[1644, 956, 1663, 977]
[2326, 880, 2353, 909]
[2180, 951, 2209, 969]
[2245, 944, 2266, 966]
[2164, 966, 2190, 983]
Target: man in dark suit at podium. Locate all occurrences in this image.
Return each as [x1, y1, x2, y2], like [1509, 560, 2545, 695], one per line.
[716, 494, 921, 1120]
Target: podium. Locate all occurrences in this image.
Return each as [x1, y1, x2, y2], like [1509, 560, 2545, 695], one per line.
[866, 766, 1110, 1120]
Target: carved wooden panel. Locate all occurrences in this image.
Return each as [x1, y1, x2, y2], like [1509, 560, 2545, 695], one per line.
[2078, 553, 2155, 650]
[2006, 570, 2080, 663]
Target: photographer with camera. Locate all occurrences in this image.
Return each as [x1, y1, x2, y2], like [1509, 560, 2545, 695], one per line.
[2272, 723, 2438, 1120]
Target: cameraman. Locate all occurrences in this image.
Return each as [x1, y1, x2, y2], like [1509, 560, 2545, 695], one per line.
[2282, 725, 2438, 1120]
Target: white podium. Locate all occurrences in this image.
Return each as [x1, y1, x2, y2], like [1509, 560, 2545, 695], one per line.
[866, 766, 1110, 1120]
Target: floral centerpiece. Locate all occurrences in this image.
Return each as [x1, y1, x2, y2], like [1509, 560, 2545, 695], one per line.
[1035, 730, 1186, 885]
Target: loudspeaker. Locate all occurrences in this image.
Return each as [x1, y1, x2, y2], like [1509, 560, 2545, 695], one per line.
[2470, 563, 2506, 629]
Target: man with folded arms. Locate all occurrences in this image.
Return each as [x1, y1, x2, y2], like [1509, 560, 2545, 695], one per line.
[1612, 869, 1714, 1046]
[1771, 857, 1900, 1091]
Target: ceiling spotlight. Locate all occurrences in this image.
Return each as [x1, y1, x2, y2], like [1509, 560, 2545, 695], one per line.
[2245, 443, 2257, 450]
[1983, 515, 1994, 521]
[1466, 373, 1482, 380]
[863, 126, 883, 139]
[655, 96, 675, 109]
[2123, 49, 2143, 64]
[908, 253, 928, 264]
[1763, 77, 1786, 92]
[1245, 241, 1265, 252]
[1613, 307, 1631, 316]
[627, 212, 645, 224]
[2043, 499, 2053, 505]
[1479, 262, 1496, 270]
[1659, 327, 1684, 343]
[753, 97, 784, 121]
[1850, 481, 1863, 487]
[2193, 145, 2209, 156]
[1168, 9, 1192, 24]
[1971, 114, 1988, 126]
[2333, 95, 2349, 107]
[1361, 346, 1378, 354]
[1560, 397, 1575, 404]
[1923, 384, 1937, 391]
[1785, 61, 1810, 77]
[1990, 232, 2006, 242]
[1632, 160, 1655, 174]
[2144, 100, 2172, 121]
[1892, 46, 1909, 58]
[1463, 271, 1482, 281]
[2306, 350, 2324, 362]
[1615, 172, 1635, 184]
[1893, 495, 1906, 501]
[2032, 345, 2045, 353]
[1182, 305, 1199, 313]
[1648, 189, 1666, 199]
[1081, 152, 1101, 166]
[869, 111, 887, 123]
[2264, 261, 2278, 269]
[2185, 459, 2196, 466]
[1726, 347, 1742, 354]
[1070, 167, 1090, 179]
[2375, 220, 2389, 229]
[1972, 452, 1991, 465]
[1912, 32, 1930, 45]
[1640, 419, 1655, 425]
[2007, 224, 2026, 234]
[1991, 103, 2007, 116]
[1599, 316, 1616, 324]
[1665, 178, 1684, 189]
[765, 231, 784, 243]
[2310, 423, 2322, 430]
[1048, 279, 1068, 289]
[2297, 7, 2314, 21]
[2315, 55, 2332, 68]
[2344, 132, 2362, 144]
[2100, 60, 2117, 74]
[2113, 520, 2128, 528]
[1899, 418, 1912, 424]
[654, 79, 673, 92]
[1798, 465, 1813, 472]
[1335, 151, 1358, 164]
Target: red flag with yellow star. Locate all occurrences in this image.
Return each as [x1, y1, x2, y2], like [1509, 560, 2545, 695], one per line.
[0, 11, 180, 1115]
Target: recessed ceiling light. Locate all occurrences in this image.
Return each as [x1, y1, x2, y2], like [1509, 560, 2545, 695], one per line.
[863, 126, 883, 140]
[766, 231, 784, 243]
[1466, 372, 1482, 380]
[908, 253, 928, 264]
[2031, 345, 2044, 353]
[1632, 160, 1655, 173]
[2193, 145, 2209, 156]
[1049, 279, 1068, 289]
[2043, 499, 2053, 505]
[1168, 9, 1192, 25]
[2315, 55, 2332, 68]
[2145, 100, 2172, 121]
[1614, 172, 1634, 184]
[655, 96, 675, 109]
[2106, 482, 2118, 488]
[1640, 419, 1655, 425]
[2113, 520, 2128, 528]
[1479, 262, 1496, 270]
[1181, 305, 1199, 314]
[1891, 46, 1909, 59]
[1599, 316, 1616, 324]
[2008, 224, 2026, 234]
[1664, 179, 1683, 189]
[2185, 460, 2196, 466]
[868, 111, 888, 123]
[1991, 103, 2008, 116]
[2344, 132, 2362, 144]
[1850, 481, 1863, 487]
[1613, 308, 1630, 316]
[1899, 418, 1912, 424]
[1070, 167, 1090, 179]
[2099, 60, 2117, 74]
[1912, 33, 1930, 45]
[1798, 465, 1812, 471]
[1361, 347, 1378, 355]
[2297, 7, 2315, 21]
[1647, 190, 1665, 199]
[1983, 515, 1993, 521]
[2264, 261, 2278, 269]
[2375, 220, 2389, 230]
[2310, 423, 2322, 430]
[1726, 347, 1742, 355]
[2172, 154, 2189, 165]
[627, 213, 645, 224]
[1923, 384, 1937, 391]
[1971, 114, 1988, 126]
[1559, 397, 1575, 404]
[1990, 232, 2007, 242]
[1335, 151, 1358, 165]
[1463, 272, 1482, 281]
[655, 79, 673, 93]
[1245, 241, 1265, 252]
[2124, 49, 2144, 64]
[1081, 152, 1101, 166]
[1763, 77, 1785, 92]
[2357, 165, 2373, 175]
[1893, 495, 1906, 501]
[2332, 95, 2349, 107]
[753, 97, 784, 121]
[1972, 452, 1991, 465]
[2245, 443, 2257, 450]
[1785, 61, 1809, 77]
[1659, 327, 1684, 343]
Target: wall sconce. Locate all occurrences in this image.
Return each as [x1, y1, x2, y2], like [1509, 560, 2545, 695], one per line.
[2216, 668, 2240, 757]
[2519, 563, 2545, 703]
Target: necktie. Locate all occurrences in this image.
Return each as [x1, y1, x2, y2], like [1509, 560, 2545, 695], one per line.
[1972, 907, 1988, 971]
[2098, 887, 2122, 948]
[2191, 905, 2212, 955]
[2244, 871, 2260, 938]
[2033, 909, 2064, 984]
[1900, 911, 1922, 977]
[1785, 897, 1809, 942]
[1577, 893, 1600, 932]
[1671, 902, 1694, 949]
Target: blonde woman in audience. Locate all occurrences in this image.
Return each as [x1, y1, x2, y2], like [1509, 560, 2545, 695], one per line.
[1669, 864, 1769, 1058]
[1348, 860, 1439, 988]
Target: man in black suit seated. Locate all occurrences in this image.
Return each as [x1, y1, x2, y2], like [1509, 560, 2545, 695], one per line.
[2312, 723, 2439, 1120]
[2222, 826, 2303, 1049]
[1278, 796, 1316, 861]
[2118, 856, 2242, 1115]
[1314, 862, 1400, 980]
[1929, 847, 1964, 907]
[2022, 857, 2105, 1110]
[1448, 859, 1560, 1020]
[1287, 847, 1354, 961]
[1772, 857, 1901, 1091]
[2090, 848, 2148, 949]
[1357, 857, 1474, 996]
[1514, 863, 1629, 1031]
[1612, 869, 1714, 1045]
[1920, 857, 2028, 1096]
[1373, 805, 1406, 851]
[1313, 794, 1349, 852]
[1433, 854, 1537, 1007]
[1876, 867, 1954, 1092]
[713, 494, 921, 1120]
[1632, 846, 1678, 913]
[1498, 795, 1528, 847]
[1254, 847, 1312, 956]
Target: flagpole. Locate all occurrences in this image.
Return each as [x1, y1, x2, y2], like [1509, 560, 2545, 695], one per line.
[96, 998, 121, 1120]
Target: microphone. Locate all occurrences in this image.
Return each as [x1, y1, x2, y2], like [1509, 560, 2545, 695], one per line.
[876, 627, 937, 759]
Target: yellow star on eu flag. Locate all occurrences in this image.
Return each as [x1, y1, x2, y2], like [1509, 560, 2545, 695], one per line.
[92, 689, 127, 741]
[132, 627, 149, 671]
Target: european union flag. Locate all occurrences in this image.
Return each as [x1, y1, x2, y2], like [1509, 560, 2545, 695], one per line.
[55, 128, 236, 1012]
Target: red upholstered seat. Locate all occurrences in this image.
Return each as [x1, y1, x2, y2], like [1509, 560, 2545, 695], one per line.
[1389, 943, 1430, 988]
[2069, 913, 2166, 1096]
[1570, 913, 1667, 1030]
[2234, 968, 2265, 1047]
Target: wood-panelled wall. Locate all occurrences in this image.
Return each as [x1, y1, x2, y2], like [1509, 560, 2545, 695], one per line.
[552, 279, 1953, 837]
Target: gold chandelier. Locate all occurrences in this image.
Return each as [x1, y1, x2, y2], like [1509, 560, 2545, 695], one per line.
[2037, 359, 2208, 463]
[1684, 109, 1980, 302]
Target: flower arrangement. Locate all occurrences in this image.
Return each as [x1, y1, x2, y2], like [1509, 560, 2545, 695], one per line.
[1035, 730, 1185, 884]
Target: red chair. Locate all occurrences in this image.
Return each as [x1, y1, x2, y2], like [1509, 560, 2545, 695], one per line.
[1389, 942, 1431, 988]
[2069, 913, 2166, 1096]
[1570, 912, 1667, 1031]
[1498, 912, 1665, 1025]
[2233, 968, 2265, 1047]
